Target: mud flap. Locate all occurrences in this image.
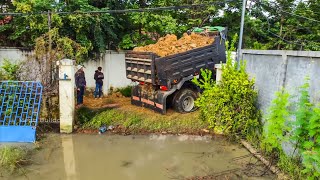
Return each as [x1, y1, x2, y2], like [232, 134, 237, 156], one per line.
[131, 85, 171, 114]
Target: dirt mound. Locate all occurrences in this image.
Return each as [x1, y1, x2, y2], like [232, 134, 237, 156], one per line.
[133, 33, 214, 57]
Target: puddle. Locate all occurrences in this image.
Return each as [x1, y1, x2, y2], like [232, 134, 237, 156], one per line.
[3, 134, 275, 180]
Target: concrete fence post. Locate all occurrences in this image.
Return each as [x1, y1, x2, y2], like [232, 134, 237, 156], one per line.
[215, 64, 225, 84]
[57, 59, 75, 133]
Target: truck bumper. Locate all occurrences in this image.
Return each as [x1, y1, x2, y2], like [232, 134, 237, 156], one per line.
[131, 85, 172, 114]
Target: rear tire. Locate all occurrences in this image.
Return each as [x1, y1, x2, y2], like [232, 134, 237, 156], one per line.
[173, 89, 198, 113]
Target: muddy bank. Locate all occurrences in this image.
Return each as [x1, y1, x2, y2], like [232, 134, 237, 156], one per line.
[38, 122, 212, 136]
[76, 125, 213, 136]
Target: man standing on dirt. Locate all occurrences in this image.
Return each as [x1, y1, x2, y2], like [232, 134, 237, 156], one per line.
[94, 66, 104, 99]
[75, 65, 86, 107]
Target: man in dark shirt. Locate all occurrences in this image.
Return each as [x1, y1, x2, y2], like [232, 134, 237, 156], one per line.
[75, 65, 86, 106]
[94, 66, 104, 99]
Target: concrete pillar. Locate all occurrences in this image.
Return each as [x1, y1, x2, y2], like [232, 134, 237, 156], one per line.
[57, 59, 75, 133]
[215, 64, 224, 84]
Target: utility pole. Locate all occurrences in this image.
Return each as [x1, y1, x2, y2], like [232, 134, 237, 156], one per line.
[48, 10, 52, 57]
[237, 0, 247, 65]
[48, 10, 52, 84]
[47, 10, 53, 121]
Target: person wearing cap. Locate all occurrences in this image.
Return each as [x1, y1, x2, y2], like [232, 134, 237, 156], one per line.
[94, 66, 104, 99]
[75, 65, 86, 107]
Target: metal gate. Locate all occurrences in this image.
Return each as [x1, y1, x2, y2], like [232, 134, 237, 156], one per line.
[0, 81, 43, 142]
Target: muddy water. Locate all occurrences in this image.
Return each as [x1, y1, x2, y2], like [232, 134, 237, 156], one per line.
[5, 134, 275, 180]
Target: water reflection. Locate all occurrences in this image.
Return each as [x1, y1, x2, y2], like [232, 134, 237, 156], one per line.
[61, 135, 77, 180]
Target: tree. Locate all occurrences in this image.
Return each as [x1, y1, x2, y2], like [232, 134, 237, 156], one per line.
[0, 0, 125, 57]
[0, 0, 319, 51]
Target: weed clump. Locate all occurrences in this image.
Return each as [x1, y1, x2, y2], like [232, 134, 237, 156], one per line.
[83, 109, 126, 128]
[76, 106, 101, 125]
[261, 79, 320, 179]
[0, 146, 30, 174]
[117, 86, 132, 97]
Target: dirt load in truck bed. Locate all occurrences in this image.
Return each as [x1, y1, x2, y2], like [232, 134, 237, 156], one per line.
[133, 33, 214, 57]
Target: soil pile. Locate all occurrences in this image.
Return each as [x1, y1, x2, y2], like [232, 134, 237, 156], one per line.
[133, 33, 214, 57]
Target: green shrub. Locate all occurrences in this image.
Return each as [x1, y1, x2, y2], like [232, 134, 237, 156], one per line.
[289, 80, 320, 179]
[292, 80, 314, 151]
[260, 90, 304, 178]
[295, 81, 320, 179]
[298, 83, 320, 179]
[0, 70, 5, 79]
[76, 106, 120, 126]
[75, 106, 100, 125]
[192, 35, 261, 138]
[0, 146, 29, 173]
[261, 90, 290, 154]
[1, 59, 20, 80]
[261, 79, 320, 179]
[118, 86, 132, 97]
[277, 154, 303, 178]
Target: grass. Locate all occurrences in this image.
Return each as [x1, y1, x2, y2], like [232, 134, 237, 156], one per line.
[75, 106, 105, 125]
[0, 146, 30, 174]
[81, 108, 208, 134]
[277, 154, 304, 179]
[79, 96, 210, 134]
[82, 109, 126, 128]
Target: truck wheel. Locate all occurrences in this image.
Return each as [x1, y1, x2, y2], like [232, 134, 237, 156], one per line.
[173, 89, 198, 113]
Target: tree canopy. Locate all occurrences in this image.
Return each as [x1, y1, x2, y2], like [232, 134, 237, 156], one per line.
[0, 0, 319, 59]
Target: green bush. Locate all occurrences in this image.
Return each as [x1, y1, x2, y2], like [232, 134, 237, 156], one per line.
[192, 35, 261, 138]
[261, 90, 290, 154]
[0, 70, 5, 79]
[302, 105, 320, 178]
[261, 80, 320, 179]
[117, 86, 132, 97]
[294, 81, 320, 179]
[75, 106, 100, 125]
[260, 90, 304, 178]
[0, 146, 29, 174]
[292, 80, 314, 151]
[1, 59, 20, 80]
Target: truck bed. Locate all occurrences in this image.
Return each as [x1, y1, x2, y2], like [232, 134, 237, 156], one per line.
[125, 36, 226, 88]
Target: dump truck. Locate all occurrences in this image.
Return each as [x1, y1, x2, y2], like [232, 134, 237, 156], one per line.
[125, 27, 227, 114]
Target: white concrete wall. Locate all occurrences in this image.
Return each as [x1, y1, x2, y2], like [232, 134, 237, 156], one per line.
[0, 48, 32, 66]
[82, 56, 104, 89]
[82, 51, 132, 95]
[0, 49, 133, 95]
[104, 51, 132, 94]
[242, 50, 320, 117]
